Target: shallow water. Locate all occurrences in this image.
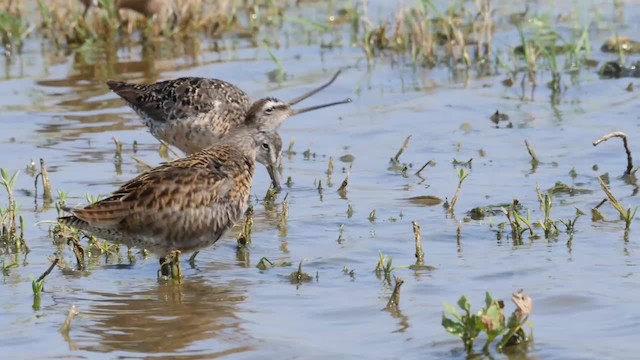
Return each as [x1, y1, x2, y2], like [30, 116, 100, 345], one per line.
[1, 0, 640, 359]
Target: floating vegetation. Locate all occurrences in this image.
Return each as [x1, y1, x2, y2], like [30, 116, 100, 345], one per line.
[546, 182, 592, 195]
[405, 195, 443, 207]
[442, 290, 533, 354]
[256, 257, 292, 271]
[452, 158, 472, 168]
[467, 202, 516, 220]
[342, 265, 355, 278]
[289, 259, 313, 284]
[601, 36, 640, 54]
[490, 110, 509, 125]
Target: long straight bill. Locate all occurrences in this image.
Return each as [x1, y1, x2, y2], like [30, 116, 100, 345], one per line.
[290, 98, 352, 116]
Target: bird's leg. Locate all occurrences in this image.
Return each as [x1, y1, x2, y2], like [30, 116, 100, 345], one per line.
[188, 250, 200, 268]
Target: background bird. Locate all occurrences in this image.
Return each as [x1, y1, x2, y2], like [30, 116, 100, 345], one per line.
[106, 72, 351, 189]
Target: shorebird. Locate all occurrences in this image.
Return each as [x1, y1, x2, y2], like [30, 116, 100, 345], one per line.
[106, 71, 351, 189]
[59, 126, 278, 278]
[79, 0, 176, 26]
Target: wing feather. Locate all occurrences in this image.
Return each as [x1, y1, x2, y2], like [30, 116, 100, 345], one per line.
[107, 77, 251, 125]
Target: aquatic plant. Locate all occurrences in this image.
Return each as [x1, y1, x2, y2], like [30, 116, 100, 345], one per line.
[524, 139, 540, 165]
[289, 259, 313, 284]
[59, 305, 79, 334]
[502, 200, 533, 243]
[0, 2, 33, 56]
[368, 208, 376, 223]
[442, 290, 532, 353]
[374, 251, 393, 279]
[412, 221, 424, 264]
[32, 258, 59, 310]
[448, 168, 469, 215]
[536, 191, 559, 238]
[1, 258, 18, 276]
[385, 276, 404, 309]
[597, 176, 638, 230]
[0, 168, 18, 243]
[278, 193, 289, 236]
[55, 190, 68, 218]
[34, 159, 52, 203]
[558, 208, 584, 233]
[266, 46, 285, 82]
[236, 204, 254, 248]
[390, 135, 411, 166]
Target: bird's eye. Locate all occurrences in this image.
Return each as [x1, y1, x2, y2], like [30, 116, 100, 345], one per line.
[264, 107, 274, 115]
[261, 143, 270, 150]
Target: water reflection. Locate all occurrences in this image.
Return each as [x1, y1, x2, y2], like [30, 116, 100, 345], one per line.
[76, 278, 252, 356]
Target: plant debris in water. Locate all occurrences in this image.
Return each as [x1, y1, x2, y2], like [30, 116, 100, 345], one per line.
[289, 259, 313, 284]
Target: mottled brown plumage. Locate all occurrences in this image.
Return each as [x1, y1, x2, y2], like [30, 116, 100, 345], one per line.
[80, 0, 175, 24]
[106, 72, 351, 188]
[59, 126, 277, 260]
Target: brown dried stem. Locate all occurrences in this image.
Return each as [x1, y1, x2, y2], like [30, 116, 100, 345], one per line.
[35, 158, 52, 201]
[59, 305, 79, 334]
[412, 221, 424, 264]
[524, 139, 539, 164]
[415, 159, 434, 177]
[392, 135, 411, 164]
[37, 257, 59, 283]
[386, 276, 404, 309]
[593, 131, 633, 175]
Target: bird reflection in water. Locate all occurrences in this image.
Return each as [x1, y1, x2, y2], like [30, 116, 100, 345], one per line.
[71, 278, 254, 357]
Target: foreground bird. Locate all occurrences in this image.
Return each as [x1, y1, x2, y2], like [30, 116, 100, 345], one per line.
[106, 71, 351, 189]
[59, 126, 278, 277]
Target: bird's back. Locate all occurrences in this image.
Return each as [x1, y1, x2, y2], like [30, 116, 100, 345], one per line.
[60, 144, 256, 254]
[108, 77, 251, 153]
